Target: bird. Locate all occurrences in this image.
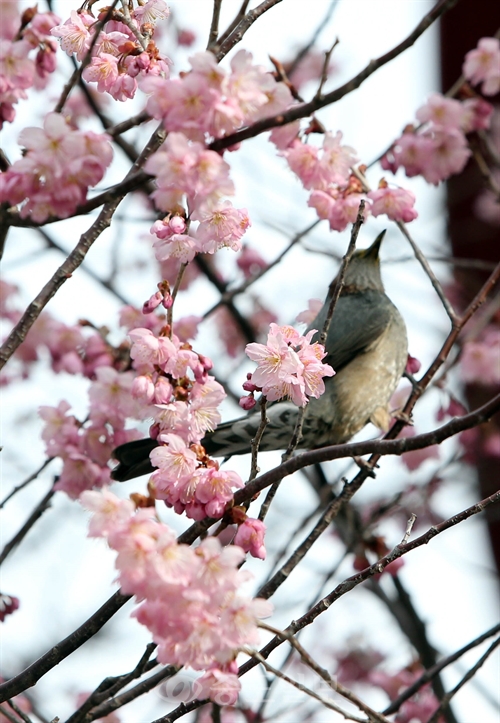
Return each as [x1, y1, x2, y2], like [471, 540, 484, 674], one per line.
[112, 230, 408, 481]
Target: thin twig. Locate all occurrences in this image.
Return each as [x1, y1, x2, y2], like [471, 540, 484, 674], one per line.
[216, 0, 283, 60]
[0, 591, 132, 703]
[383, 622, 500, 715]
[287, 0, 339, 77]
[207, 0, 223, 50]
[0, 486, 55, 566]
[210, 0, 460, 151]
[319, 200, 365, 347]
[314, 37, 339, 99]
[167, 262, 188, 335]
[216, 0, 250, 47]
[64, 644, 158, 723]
[257, 486, 349, 599]
[426, 637, 500, 723]
[0, 458, 54, 509]
[259, 622, 390, 723]
[241, 647, 367, 722]
[6, 698, 34, 723]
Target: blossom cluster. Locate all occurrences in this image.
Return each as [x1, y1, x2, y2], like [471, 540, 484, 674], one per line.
[460, 328, 500, 387]
[128, 325, 247, 519]
[142, 49, 293, 142]
[382, 91, 493, 185]
[336, 648, 444, 723]
[276, 130, 418, 230]
[242, 323, 334, 408]
[81, 488, 273, 703]
[52, 1, 171, 102]
[0, 112, 113, 222]
[463, 36, 500, 97]
[0, 4, 60, 128]
[39, 370, 145, 499]
[146, 132, 250, 263]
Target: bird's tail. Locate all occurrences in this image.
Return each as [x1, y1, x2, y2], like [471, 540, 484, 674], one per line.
[112, 401, 300, 481]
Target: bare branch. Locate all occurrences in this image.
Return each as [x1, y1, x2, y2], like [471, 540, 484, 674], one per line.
[210, 0, 460, 152]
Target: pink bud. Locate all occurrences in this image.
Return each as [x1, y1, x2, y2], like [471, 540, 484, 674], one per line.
[153, 376, 173, 404]
[234, 518, 267, 559]
[242, 380, 259, 392]
[161, 293, 173, 309]
[198, 354, 213, 372]
[169, 215, 187, 234]
[143, 291, 163, 314]
[239, 394, 256, 410]
[132, 375, 155, 402]
[405, 354, 421, 375]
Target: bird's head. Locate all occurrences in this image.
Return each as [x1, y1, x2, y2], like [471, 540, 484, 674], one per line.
[340, 230, 386, 293]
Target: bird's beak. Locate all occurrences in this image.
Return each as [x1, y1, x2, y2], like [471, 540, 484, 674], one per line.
[363, 230, 386, 259]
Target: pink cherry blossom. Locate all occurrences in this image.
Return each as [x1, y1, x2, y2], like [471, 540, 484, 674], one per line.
[269, 119, 301, 150]
[236, 246, 268, 278]
[368, 185, 418, 222]
[80, 488, 135, 538]
[317, 131, 358, 187]
[51, 11, 93, 61]
[195, 667, 241, 706]
[460, 330, 500, 386]
[461, 97, 493, 132]
[234, 518, 267, 559]
[195, 468, 244, 518]
[194, 201, 250, 253]
[54, 452, 111, 499]
[132, 0, 170, 25]
[246, 323, 334, 406]
[390, 132, 435, 178]
[296, 298, 323, 325]
[82, 53, 119, 94]
[150, 433, 198, 482]
[282, 141, 320, 189]
[246, 328, 303, 392]
[297, 337, 335, 398]
[421, 128, 471, 185]
[416, 93, 467, 130]
[88, 367, 142, 427]
[463, 37, 500, 96]
[0, 112, 112, 221]
[83, 495, 273, 672]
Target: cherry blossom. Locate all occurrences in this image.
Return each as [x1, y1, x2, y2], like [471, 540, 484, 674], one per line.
[463, 37, 500, 96]
[81, 492, 272, 680]
[0, 7, 60, 127]
[368, 184, 418, 222]
[0, 112, 113, 222]
[234, 518, 267, 560]
[460, 330, 500, 386]
[142, 49, 292, 141]
[245, 323, 333, 406]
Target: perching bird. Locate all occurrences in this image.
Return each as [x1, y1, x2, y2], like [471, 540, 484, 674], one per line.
[112, 231, 408, 481]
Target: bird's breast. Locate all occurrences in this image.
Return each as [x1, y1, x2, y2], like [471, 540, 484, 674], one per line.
[304, 311, 408, 446]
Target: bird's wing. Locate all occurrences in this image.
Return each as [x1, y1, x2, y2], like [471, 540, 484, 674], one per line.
[203, 401, 300, 457]
[309, 291, 394, 372]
